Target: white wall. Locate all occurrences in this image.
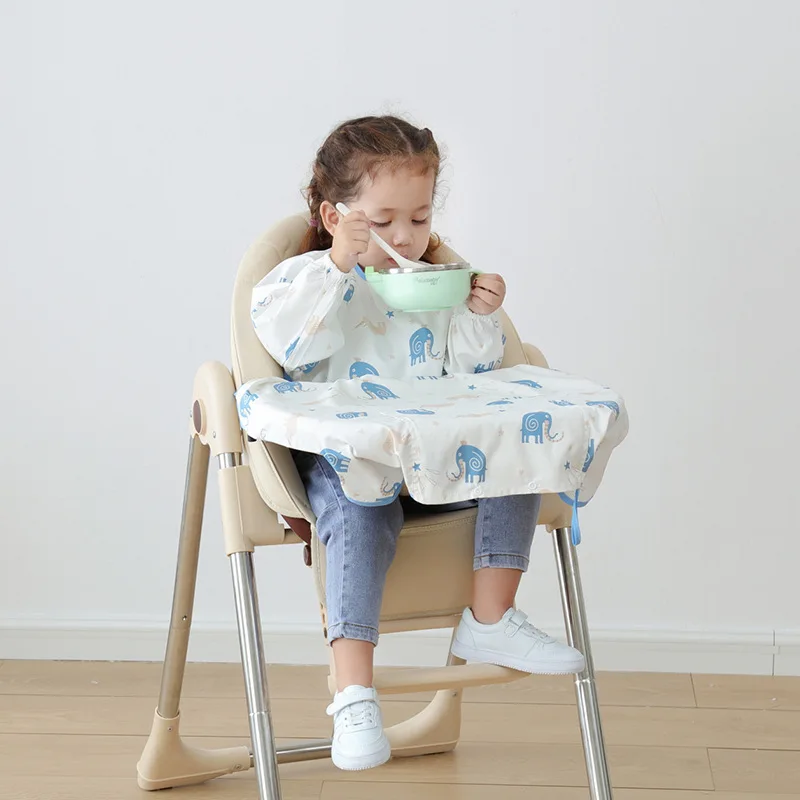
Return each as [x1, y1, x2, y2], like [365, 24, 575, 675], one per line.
[2, 1, 799, 672]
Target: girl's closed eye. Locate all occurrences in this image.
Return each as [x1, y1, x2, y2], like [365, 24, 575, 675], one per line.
[372, 218, 429, 228]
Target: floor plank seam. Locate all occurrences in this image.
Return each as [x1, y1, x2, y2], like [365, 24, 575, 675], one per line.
[5, 694, 800, 714]
[708, 745, 800, 753]
[705, 746, 717, 792]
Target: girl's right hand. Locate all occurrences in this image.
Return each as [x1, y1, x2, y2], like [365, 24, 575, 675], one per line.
[330, 209, 370, 272]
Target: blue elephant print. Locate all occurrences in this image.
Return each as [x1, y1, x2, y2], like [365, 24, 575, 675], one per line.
[274, 381, 305, 394]
[586, 400, 620, 419]
[349, 360, 380, 379]
[511, 379, 542, 389]
[550, 399, 574, 407]
[380, 477, 404, 497]
[336, 411, 368, 419]
[285, 337, 299, 360]
[409, 327, 441, 366]
[521, 411, 563, 443]
[474, 360, 501, 373]
[487, 400, 513, 406]
[238, 389, 258, 420]
[449, 444, 487, 484]
[583, 439, 595, 472]
[343, 283, 355, 303]
[362, 381, 399, 400]
[298, 361, 319, 374]
[396, 408, 436, 415]
[251, 294, 274, 316]
[320, 449, 351, 474]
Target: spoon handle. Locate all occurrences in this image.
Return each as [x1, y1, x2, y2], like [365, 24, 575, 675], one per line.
[335, 202, 404, 263]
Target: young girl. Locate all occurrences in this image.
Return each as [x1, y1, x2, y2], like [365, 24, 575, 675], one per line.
[251, 116, 584, 771]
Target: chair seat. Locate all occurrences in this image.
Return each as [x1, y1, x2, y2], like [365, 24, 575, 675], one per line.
[245, 434, 571, 628]
[313, 505, 479, 631]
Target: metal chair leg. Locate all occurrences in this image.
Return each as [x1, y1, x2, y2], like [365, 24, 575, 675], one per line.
[157, 435, 210, 719]
[230, 550, 282, 800]
[138, 438, 252, 791]
[553, 528, 614, 800]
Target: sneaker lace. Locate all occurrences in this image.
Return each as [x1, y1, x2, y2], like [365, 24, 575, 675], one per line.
[340, 700, 375, 730]
[519, 618, 555, 642]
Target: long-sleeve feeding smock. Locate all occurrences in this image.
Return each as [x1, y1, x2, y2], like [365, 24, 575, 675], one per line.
[250, 250, 505, 382]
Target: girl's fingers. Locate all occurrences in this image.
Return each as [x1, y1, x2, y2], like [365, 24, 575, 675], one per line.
[472, 286, 500, 305]
[473, 277, 505, 297]
[468, 292, 495, 315]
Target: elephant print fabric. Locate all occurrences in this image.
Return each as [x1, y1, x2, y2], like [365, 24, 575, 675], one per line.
[349, 360, 380, 379]
[235, 364, 628, 510]
[474, 360, 501, 374]
[409, 327, 441, 366]
[361, 381, 399, 400]
[521, 412, 563, 444]
[320, 449, 350, 473]
[238, 389, 258, 420]
[450, 444, 487, 484]
[273, 380, 306, 394]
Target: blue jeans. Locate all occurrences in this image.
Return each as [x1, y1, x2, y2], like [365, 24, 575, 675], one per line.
[294, 451, 541, 646]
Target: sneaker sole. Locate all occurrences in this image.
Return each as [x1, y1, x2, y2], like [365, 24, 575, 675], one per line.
[331, 739, 392, 772]
[450, 641, 586, 675]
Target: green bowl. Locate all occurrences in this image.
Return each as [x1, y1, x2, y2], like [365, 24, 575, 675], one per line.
[363, 263, 474, 312]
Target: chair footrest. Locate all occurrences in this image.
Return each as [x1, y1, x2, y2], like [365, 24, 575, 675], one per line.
[328, 663, 527, 695]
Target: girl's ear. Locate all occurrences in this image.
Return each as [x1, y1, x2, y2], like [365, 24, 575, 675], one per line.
[319, 201, 339, 238]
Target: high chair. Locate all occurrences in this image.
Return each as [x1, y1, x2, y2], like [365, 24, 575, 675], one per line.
[136, 213, 615, 800]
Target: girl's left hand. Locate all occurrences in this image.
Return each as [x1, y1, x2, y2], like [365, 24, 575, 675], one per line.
[468, 273, 506, 315]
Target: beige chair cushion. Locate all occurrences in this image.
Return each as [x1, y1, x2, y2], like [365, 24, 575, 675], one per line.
[231, 215, 315, 520]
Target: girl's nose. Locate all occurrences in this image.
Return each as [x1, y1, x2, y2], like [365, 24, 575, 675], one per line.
[392, 226, 412, 247]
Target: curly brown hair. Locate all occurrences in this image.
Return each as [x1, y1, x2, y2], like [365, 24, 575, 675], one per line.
[298, 115, 443, 261]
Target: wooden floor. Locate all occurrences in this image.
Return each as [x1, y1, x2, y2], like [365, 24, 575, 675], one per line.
[1, 660, 799, 799]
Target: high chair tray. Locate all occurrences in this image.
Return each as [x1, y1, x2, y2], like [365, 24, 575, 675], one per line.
[236, 365, 627, 508]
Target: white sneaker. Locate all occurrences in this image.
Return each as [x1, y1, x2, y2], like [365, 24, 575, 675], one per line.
[326, 685, 391, 771]
[451, 607, 586, 674]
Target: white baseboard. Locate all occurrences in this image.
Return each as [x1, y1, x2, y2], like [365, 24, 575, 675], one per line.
[1, 618, 797, 675]
[775, 631, 800, 677]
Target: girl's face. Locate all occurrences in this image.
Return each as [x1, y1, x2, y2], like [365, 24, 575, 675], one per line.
[346, 165, 435, 268]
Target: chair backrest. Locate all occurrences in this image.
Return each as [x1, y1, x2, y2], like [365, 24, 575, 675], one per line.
[231, 213, 309, 386]
[230, 213, 530, 521]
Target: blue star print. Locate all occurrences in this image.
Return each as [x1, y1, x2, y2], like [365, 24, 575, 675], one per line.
[386, 310, 395, 318]
[412, 463, 421, 471]
[564, 461, 571, 470]
[468, 385, 476, 391]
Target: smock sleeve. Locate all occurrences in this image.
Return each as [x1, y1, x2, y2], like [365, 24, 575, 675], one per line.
[250, 251, 352, 370]
[443, 306, 505, 375]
